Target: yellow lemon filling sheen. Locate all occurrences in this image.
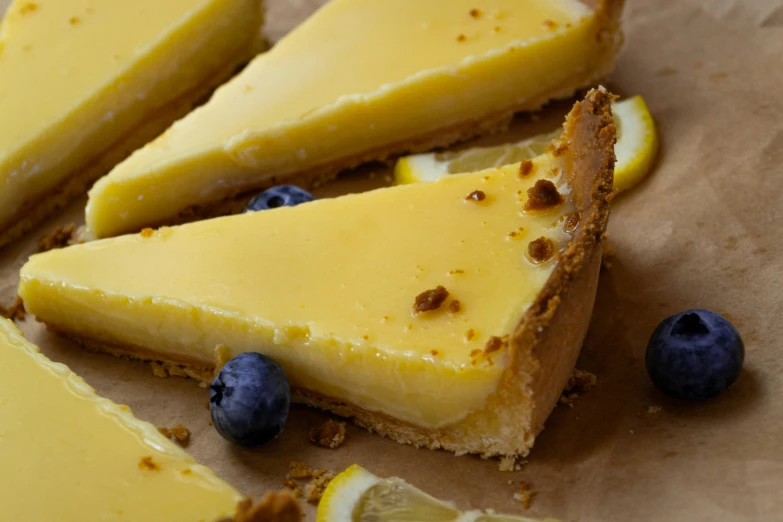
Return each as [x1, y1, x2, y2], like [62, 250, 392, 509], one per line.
[22, 151, 574, 429]
[0, 319, 241, 521]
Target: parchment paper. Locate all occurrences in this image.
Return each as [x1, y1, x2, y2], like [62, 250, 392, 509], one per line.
[2, 1, 782, 520]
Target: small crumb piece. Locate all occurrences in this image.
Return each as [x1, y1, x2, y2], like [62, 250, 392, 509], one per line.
[308, 420, 347, 449]
[543, 19, 558, 30]
[647, 405, 662, 414]
[231, 490, 302, 522]
[466, 190, 486, 202]
[470, 349, 481, 357]
[558, 369, 598, 407]
[37, 223, 75, 253]
[139, 457, 160, 471]
[0, 297, 26, 322]
[288, 462, 314, 480]
[484, 336, 504, 355]
[140, 228, 155, 238]
[158, 427, 171, 438]
[307, 471, 336, 504]
[498, 457, 516, 472]
[465, 329, 476, 341]
[564, 211, 581, 233]
[519, 160, 534, 177]
[413, 285, 449, 313]
[449, 269, 465, 275]
[469, 8, 482, 18]
[528, 237, 555, 263]
[457, 34, 467, 42]
[449, 300, 461, 313]
[170, 424, 191, 446]
[430, 350, 439, 357]
[524, 180, 563, 211]
[513, 481, 535, 509]
[150, 362, 168, 378]
[548, 139, 568, 157]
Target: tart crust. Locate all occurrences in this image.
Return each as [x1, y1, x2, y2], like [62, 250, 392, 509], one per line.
[0, 39, 263, 250]
[40, 87, 616, 457]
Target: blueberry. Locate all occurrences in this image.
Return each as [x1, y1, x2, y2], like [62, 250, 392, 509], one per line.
[646, 309, 744, 401]
[210, 352, 291, 446]
[243, 185, 314, 213]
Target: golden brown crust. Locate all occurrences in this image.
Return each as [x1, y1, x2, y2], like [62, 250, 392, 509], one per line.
[0, 41, 260, 250]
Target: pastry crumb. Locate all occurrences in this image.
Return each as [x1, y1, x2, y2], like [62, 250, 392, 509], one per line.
[647, 405, 662, 414]
[457, 34, 467, 42]
[138, 456, 160, 471]
[0, 297, 26, 322]
[413, 285, 449, 313]
[559, 369, 598, 407]
[37, 223, 75, 253]
[499, 457, 528, 472]
[159, 424, 191, 446]
[308, 420, 347, 449]
[284, 462, 335, 506]
[150, 362, 169, 378]
[513, 481, 535, 509]
[528, 237, 555, 263]
[227, 490, 302, 522]
[449, 300, 462, 313]
[484, 336, 504, 355]
[465, 329, 476, 341]
[140, 228, 155, 238]
[469, 8, 482, 18]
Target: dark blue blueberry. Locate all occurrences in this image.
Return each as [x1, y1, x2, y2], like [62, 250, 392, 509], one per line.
[243, 185, 314, 213]
[210, 352, 291, 446]
[646, 309, 744, 401]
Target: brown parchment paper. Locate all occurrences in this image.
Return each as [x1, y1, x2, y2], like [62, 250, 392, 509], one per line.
[2, 0, 783, 520]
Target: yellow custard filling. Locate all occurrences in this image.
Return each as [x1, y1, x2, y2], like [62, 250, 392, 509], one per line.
[23, 151, 574, 428]
[0, 0, 263, 228]
[0, 318, 241, 521]
[86, 0, 618, 237]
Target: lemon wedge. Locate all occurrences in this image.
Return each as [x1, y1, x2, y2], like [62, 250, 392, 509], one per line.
[317, 465, 559, 522]
[394, 96, 658, 193]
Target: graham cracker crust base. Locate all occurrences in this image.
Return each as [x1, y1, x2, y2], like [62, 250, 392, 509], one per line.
[37, 87, 616, 457]
[0, 41, 261, 250]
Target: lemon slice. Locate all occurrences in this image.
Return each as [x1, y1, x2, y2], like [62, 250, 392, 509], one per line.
[317, 465, 559, 522]
[394, 96, 658, 193]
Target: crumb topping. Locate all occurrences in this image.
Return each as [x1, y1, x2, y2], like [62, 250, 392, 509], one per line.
[308, 420, 346, 449]
[140, 228, 155, 238]
[524, 180, 563, 211]
[138, 456, 160, 471]
[484, 336, 504, 355]
[466, 190, 486, 202]
[528, 237, 555, 263]
[430, 350, 439, 356]
[0, 297, 26, 322]
[519, 160, 534, 177]
[543, 19, 558, 30]
[465, 329, 476, 341]
[37, 223, 75, 253]
[469, 8, 482, 18]
[449, 269, 465, 275]
[457, 34, 467, 42]
[449, 300, 462, 313]
[548, 139, 568, 157]
[564, 211, 581, 232]
[413, 286, 449, 313]
[224, 490, 302, 522]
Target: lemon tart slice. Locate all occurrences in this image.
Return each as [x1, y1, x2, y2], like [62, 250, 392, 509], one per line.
[21, 89, 615, 457]
[0, 318, 245, 520]
[0, 0, 264, 248]
[85, 0, 624, 238]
